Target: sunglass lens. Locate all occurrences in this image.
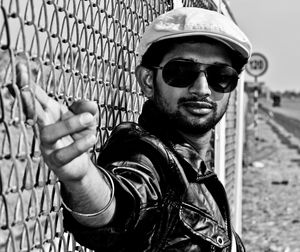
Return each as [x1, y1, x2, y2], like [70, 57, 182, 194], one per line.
[206, 66, 238, 93]
[162, 61, 197, 88]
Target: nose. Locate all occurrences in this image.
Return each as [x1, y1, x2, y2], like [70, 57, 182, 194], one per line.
[188, 71, 211, 96]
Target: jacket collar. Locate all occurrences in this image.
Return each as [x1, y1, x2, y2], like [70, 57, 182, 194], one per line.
[138, 100, 214, 177]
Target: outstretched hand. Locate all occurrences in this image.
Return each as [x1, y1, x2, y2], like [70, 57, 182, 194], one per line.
[16, 63, 98, 182]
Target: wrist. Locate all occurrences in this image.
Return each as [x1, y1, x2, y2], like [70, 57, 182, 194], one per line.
[60, 166, 115, 218]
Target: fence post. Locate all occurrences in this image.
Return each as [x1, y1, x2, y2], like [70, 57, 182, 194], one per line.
[214, 116, 226, 185]
[234, 72, 246, 235]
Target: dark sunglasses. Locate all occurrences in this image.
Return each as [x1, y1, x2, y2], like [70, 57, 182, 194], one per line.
[151, 59, 239, 93]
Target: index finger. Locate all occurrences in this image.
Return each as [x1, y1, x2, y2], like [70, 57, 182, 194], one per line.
[16, 63, 68, 126]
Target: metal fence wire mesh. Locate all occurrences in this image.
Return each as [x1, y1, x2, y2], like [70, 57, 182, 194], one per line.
[225, 91, 239, 218]
[0, 0, 236, 251]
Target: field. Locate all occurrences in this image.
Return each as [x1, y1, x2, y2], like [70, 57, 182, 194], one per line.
[260, 97, 300, 139]
[269, 97, 300, 119]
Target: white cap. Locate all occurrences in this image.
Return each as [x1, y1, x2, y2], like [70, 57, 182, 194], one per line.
[137, 7, 252, 65]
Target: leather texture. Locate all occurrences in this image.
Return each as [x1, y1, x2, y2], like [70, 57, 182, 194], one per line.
[63, 101, 245, 252]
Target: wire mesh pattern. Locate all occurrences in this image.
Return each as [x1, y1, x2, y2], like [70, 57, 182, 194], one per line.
[0, 0, 237, 251]
[225, 91, 239, 217]
[183, 0, 216, 9]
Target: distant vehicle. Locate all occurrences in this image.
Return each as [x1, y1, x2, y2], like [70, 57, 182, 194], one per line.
[272, 94, 281, 107]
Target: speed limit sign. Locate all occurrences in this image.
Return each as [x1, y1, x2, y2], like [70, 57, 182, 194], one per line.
[245, 52, 268, 77]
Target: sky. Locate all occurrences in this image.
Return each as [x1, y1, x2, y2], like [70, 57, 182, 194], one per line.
[228, 0, 300, 92]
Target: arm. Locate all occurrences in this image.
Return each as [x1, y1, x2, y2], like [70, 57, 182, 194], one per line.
[16, 63, 115, 227]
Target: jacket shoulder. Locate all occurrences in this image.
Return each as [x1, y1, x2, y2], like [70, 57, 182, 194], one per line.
[98, 122, 172, 167]
[104, 122, 161, 148]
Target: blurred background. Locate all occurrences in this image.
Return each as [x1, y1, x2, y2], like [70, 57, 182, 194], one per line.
[229, 1, 300, 251]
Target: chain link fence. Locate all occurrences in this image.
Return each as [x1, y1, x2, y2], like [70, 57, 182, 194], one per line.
[0, 0, 240, 251]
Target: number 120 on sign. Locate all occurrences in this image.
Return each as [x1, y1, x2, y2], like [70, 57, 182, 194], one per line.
[245, 52, 268, 77]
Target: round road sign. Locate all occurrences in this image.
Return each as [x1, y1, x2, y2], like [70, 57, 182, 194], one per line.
[245, 52, 268, 77]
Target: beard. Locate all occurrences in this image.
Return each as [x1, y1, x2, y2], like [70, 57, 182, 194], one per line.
[153, 91, 230, 135]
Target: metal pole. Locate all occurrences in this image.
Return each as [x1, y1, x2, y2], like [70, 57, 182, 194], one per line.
[234, 73, 246, 235]
[253, 76, 259, 140]
[218, 0, 222, 13]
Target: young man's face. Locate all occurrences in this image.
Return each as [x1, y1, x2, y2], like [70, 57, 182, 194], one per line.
[152, 42, 234, 135]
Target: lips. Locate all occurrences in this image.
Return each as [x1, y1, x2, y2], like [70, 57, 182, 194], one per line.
[181, 101, 213, 109]
[180, 101, 214, 115]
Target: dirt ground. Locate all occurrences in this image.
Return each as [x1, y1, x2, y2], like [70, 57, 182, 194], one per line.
[242, 113, 300, 252]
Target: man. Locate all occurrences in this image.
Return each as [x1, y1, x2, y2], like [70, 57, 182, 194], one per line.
[17, 7, 251, 252]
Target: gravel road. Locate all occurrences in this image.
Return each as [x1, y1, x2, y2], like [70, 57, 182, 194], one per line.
[242, 113, 300, 252]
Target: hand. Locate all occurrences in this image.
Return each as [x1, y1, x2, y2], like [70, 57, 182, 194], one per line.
[16, 63, 98, 182]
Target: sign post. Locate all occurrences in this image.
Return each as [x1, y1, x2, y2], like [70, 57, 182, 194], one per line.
[245, 52, 268, 144]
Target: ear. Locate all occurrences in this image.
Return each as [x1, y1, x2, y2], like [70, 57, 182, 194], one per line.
[135, 65, 154, 98]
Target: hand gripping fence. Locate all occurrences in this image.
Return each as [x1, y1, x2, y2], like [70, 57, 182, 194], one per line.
[0, 0, 226, 251]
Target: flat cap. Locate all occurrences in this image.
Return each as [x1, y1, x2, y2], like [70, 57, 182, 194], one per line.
[137, 7, 252, 64]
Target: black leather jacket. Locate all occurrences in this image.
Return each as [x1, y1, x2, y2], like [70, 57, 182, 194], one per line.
[64, 101, 245, 252]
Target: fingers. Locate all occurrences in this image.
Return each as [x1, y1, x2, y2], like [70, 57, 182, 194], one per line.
[69, 100, 98, 116]
[16, 63, 49, 126]
[44, 133, 97, 171]
[39, 111, 97, 181]
[40, 112, 96, 144]
[16, 63, 99, 180]
[66, 100, 100, 131]
[16, 63, 49, 108]
[16, 63, 37, 123]
[16, 63, 99, 128]
[16, 63, 69, 126]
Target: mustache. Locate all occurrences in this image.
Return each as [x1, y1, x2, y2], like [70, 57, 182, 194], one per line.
[178, 96, 217, 108]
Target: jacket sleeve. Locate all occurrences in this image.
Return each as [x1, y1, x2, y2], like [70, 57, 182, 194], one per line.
[63, 151, 164, 251]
